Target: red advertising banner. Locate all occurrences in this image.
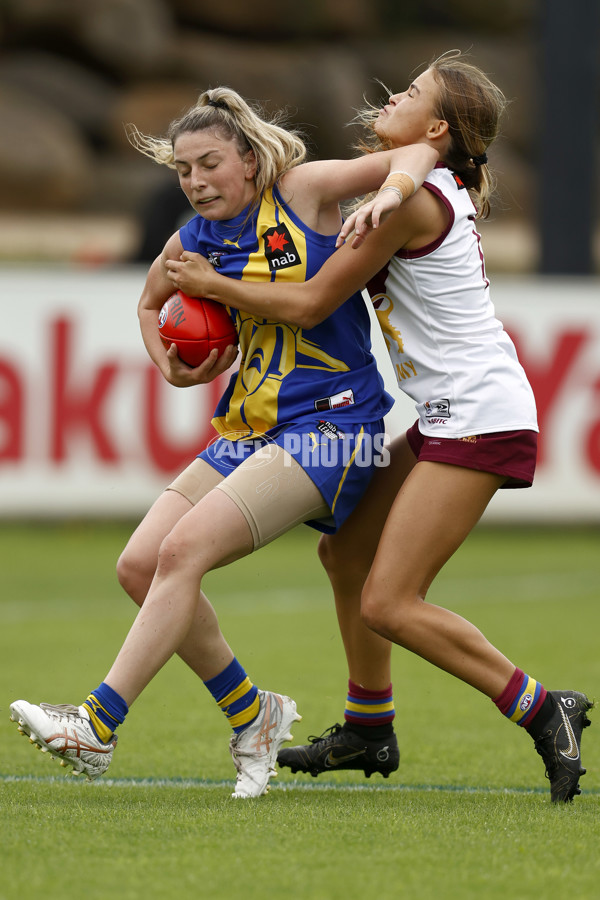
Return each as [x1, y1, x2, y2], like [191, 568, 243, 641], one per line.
[1, 267, 599, 521]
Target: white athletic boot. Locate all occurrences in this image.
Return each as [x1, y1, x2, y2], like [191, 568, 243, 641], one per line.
[229, 690, 301, 799]
[10, 700, 117, 781]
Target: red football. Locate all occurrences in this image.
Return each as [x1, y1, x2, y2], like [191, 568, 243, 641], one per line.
[158, 290, 238, 367]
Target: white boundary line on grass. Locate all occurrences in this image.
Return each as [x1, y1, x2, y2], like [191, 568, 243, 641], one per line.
[2, 773, 599, 795]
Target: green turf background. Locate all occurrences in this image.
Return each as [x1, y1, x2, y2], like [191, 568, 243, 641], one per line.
[1, 522, 598, 899]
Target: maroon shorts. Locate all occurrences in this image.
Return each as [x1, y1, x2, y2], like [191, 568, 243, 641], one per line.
[405, 421, 538, 489]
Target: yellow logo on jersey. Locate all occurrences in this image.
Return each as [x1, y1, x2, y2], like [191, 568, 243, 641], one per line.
[218, 313, 350, 438]
[372, 292, 419, 383]
[371, 293, 404, 354]
[212, 187, 351, 438]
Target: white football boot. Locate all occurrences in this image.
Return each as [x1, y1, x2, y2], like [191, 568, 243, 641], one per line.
[229, 690, 301, 799]
[10, 700, 117, 781]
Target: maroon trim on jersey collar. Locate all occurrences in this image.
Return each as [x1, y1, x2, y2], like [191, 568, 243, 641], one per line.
[394, 179, 454, 259]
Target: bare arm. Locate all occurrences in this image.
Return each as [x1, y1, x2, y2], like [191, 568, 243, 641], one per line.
[138, 232, 238, 387]
[280, 143, 439, 235]
[166, 189, 443, 329]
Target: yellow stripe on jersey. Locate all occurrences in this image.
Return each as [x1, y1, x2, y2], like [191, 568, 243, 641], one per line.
[241, 189, 308, 284]
[218, 320, 350, 439]
[210, 188, 361, 440]
[215, 192, 310, 437]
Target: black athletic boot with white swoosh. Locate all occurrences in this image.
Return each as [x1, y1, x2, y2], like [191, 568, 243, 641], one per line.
[277, 722, 399, 778]
[530, 691, 593, 802]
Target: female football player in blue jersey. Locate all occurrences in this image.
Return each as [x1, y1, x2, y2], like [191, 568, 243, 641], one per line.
[9, 86, 437, 798]
[164, 51, 592, 803]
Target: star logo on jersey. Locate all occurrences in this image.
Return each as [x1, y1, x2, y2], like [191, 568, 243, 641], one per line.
[262, 225, 300, 271]
[267, 230, 288, 253]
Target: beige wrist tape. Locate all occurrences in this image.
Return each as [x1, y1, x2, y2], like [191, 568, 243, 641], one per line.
[378, 170, 417, 203]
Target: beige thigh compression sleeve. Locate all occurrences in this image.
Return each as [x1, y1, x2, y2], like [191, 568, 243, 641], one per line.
[167, 457, 225, 503]
[217, 443, 329, 549]
[168, 446, 329, 551]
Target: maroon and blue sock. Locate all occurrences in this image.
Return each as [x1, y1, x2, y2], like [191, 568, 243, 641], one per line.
[344, 679, 395, 738]
[492, 667, 547, 729]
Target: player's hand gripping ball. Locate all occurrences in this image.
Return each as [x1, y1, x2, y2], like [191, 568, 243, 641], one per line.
[158, 290, 238, 367]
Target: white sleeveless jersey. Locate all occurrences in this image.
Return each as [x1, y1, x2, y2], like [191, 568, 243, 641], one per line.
[366, 164, 538, 437]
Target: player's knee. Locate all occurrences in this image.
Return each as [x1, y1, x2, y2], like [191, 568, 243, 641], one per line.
[360, 580, 386, 635]
[318, 533, 370, 586]
[360, 575, 400, 638]
[116, 548, 135, 598]
[317, 533, 338, 576]
[361, 575, 423, 645]
[155, 529, 199, 579]
[116, 548, 151, 607]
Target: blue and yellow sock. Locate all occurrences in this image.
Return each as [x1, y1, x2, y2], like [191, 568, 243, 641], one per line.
[493, 667, 547, 728]
[344, 679, 395, 734]
[82, 682, 128, 743]
[204, 658, 259, 733]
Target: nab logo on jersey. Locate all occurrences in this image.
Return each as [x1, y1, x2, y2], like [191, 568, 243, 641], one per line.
[262, 226, 300, 271]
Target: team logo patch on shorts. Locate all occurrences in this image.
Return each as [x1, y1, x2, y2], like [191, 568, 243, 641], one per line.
[262, 225, 301, 271]
[316, 420, 346, 440]
[314, 389, 355, 412]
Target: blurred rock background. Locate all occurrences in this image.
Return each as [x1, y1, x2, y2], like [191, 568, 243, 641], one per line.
[0, 0, 598, 270]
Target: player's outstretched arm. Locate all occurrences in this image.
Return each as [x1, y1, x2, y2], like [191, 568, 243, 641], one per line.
[336, 182, 409, 249]
[283, 144, 437, 213]
[169, 195, 426, 329]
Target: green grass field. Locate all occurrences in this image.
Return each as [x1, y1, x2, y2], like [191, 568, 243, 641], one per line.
[1, 522, 599, 900]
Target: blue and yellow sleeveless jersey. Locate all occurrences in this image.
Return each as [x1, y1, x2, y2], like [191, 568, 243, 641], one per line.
[179, 183, 393, 439]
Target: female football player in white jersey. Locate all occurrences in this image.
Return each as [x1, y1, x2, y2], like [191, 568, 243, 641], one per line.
[166, 51, 592, 802]
[9, 87, 438, 799]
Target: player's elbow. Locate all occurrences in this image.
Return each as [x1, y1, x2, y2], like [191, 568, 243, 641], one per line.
[137, 299, 155, 326]
[294, 310, 322, 329]
[294, 298, 331, 329]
